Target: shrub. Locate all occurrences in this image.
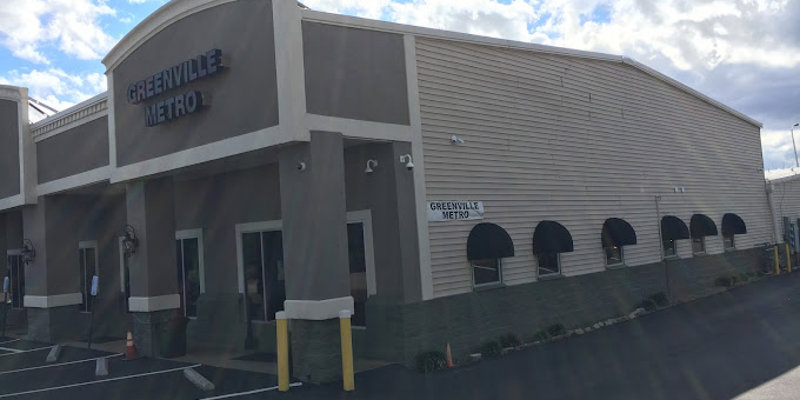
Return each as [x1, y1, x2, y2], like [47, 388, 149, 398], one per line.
[415, 351, 447, 373]
[499, 334, 521, 348]
[479, 341, 502, 358]
[649, 292, 669, 307]
[639, 298, 657, 311]
[714, 276, 733, 288]
[531, 330, 550, 342]
[546, 323, 566, 337]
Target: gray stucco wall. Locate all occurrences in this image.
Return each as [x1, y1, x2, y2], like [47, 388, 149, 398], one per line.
[37, 117, 109, 184]
[126, 178, 177, 298]
[303, 22, 410, 125]
[174, 164, 282, 351]
[279, 132, 350, 301]
[0, 100, 20, 199]
[344, 142, 421, 303]
[112, 0, 278, 167]
[359, 248, 762, 365]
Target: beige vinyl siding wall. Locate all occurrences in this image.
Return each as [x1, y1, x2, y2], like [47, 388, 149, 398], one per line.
[415, 37, 774, 298]
[771, 177, 800, 241]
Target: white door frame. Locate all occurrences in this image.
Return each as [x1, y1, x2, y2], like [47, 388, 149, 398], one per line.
[176, 229, 206, 294]
[234, 210, 377, 297]
[78, 240, 99, 312]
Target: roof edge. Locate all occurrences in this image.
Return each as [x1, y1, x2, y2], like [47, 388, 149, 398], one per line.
[302, 9, 763, 129]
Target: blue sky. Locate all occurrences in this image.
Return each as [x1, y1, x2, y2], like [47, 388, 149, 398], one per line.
[1, 0, 799, 170]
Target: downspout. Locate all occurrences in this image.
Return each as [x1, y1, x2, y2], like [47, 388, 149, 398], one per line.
[766, 181, 780, 244]
[655, 194, 670, 300]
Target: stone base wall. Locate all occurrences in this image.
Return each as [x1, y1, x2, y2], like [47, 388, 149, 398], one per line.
[358, 248, 762, 366]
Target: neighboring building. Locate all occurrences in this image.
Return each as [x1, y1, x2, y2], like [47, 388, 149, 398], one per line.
[0, 0, 777, 382]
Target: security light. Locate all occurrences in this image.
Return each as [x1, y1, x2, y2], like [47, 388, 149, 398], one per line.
[365, 159, 378, 174]
[399, 154, 414, 170]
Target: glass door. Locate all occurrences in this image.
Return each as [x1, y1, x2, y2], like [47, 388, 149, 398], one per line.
[176, 234, 202, 318]
[6, 253, 24, 309]
[242, 230, 285, 322]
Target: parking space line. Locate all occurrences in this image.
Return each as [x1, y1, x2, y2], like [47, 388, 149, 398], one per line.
[0, 346, 53, 357]
[0, 353, 123, 376]
[0, 363, 202, 398]
[0, 346, 24, 353]
[0, 339, 20, 345]
[200, 382, 303, 400]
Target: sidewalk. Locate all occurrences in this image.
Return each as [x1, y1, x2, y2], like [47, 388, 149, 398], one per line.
[256, 272, 800, 400]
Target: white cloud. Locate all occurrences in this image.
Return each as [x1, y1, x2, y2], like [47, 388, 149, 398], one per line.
[0, 0, 116, 64]
[0, 68, 106, 112]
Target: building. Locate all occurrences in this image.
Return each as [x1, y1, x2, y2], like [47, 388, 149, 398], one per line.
[0, 0, 777, 382]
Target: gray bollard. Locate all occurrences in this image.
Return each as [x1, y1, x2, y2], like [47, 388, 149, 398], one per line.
[183, 368, 215, 391]
[95, 357, 109, 377]
[45, 345, 61, 363]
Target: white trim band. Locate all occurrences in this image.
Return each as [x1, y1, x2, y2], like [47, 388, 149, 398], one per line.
[111, 125, 287, 183]
[284, 296, 354, 320]
[24, 293, 83, 308]
[36, 166, 111, 196]
[128, 294, 181, 312]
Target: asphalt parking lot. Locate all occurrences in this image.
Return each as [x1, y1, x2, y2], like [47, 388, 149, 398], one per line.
[0, 338, 289, 399]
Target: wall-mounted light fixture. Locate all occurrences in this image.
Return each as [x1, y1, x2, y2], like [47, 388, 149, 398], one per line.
[21, 239, 36, 266]
[365, 159, 378, 174]
[122, 225, 139, 257]
[399, 154, 414, 170]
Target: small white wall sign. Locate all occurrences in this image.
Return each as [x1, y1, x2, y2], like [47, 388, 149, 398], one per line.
[427, 201, 484, 222]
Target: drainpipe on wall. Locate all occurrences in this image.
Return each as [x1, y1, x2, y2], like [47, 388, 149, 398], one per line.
[766, 181, 781, 245]
[655, 194, 670, 301]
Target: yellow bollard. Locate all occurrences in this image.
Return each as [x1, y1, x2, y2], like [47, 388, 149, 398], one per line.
[786, 243, 793, 273]
[339, 310, 355, 392]
[774, 245, 780, 275]
[276, 311, 290, 392]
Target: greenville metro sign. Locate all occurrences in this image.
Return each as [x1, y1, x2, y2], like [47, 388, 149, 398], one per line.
[126, 49, 223, 127]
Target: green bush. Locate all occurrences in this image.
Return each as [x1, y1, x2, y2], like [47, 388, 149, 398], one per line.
[714, 276, 733, 288]
[639, 298, 657, 311]
[415, 351, 447, 373]
[531, 330, 550, 342]
[479, 341, 502, 358]
[649, 292, 669, 307]
[546, 323, 566, 337]
[499, 334, 521, 348]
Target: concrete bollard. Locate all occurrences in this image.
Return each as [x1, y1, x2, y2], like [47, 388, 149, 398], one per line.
[45, 345, 61, 363]
[183, 368, 215, 391]
[95, 357, 109, 377]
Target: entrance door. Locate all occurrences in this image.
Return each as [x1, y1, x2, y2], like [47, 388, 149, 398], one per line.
[78, 242, 98, 313]
[118, 237, 131, 313]
[239, 228, 285, 322]
[346, 210, 376, 328]
[176, 230, 204, 319]
[6, 251, 24, 309]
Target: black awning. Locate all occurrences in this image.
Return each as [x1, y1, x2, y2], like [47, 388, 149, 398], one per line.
[601, 218, 637, 248]
[691, 214, 718, 237]
[661, 216, 689, 240]
[722, 213, 747, 235]
[532, 220, 574, 254]
[467, 223, 515, 261]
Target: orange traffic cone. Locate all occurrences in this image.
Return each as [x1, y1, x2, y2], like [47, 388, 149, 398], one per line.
[445, 343, 454, 368]
[125, 330, 138, 360]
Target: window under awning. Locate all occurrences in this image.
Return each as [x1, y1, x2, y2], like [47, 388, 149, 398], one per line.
[661, 216, 690, 240]
[601, 218, 637, 248]
[721, 213, 747, 235]
[467, 223, 515, 261]
[532, 220, 574, 254]
[691, 214, 718, 238]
